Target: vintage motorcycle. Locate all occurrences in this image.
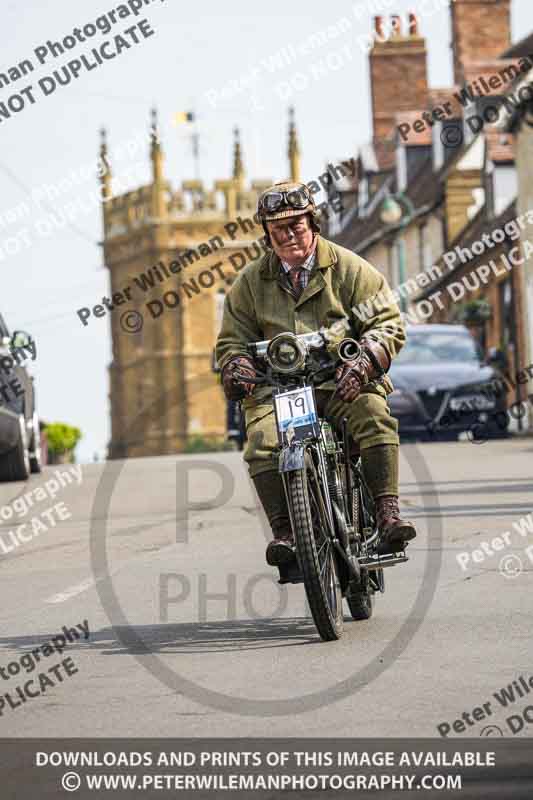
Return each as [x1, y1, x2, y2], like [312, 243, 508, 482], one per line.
[233, 330, 408, 642]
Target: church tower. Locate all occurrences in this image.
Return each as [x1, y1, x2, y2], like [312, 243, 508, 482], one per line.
[101, 113, 281, 457]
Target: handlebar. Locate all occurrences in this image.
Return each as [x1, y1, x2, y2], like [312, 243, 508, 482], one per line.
[228, 331, 360, 392]
[232, 371, 267, 384]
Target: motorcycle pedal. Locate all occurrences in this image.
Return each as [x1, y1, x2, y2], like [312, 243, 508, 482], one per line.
[277, 561, 304, 584]
[359, 552, 409, 569]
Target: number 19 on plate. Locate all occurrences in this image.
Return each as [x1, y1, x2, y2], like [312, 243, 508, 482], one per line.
[274, 386, 318, 443]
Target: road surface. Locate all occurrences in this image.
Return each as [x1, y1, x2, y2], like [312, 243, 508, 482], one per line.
[1, 439, 532, 737]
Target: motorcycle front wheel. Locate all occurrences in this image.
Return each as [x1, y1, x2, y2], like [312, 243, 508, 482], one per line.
[287, 450, 343, 642]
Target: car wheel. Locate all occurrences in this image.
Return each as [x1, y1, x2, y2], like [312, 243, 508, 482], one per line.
[29, 411, 43, 473]
[0, 415, 31, 482]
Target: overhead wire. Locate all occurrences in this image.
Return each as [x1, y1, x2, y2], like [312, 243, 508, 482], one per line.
[0, 161, 98, 245]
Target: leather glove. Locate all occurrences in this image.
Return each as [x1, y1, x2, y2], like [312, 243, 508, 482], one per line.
[335, 356, 370, 402]
[222, 356, 256, 401]
[335, 336, 391, 403]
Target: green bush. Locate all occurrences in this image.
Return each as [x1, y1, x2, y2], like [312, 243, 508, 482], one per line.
[455, 298, 492, 325]
[44, 422, 82, 456]
[183, 435, 235, 453]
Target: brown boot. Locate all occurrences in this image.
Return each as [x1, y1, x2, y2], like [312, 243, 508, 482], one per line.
[375, 495, 416, 554]
[266, 530, 296, 566]
[252, 472, 297, 567]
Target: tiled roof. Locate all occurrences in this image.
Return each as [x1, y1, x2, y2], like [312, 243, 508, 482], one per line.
[406, 156, 443, 209]
[331, 29, 529, 260]
[502, 32, 533, 59]
[416, 199, 518, 298]
[428, 86, 460, 106]
[462, 59, 525, 95]
[333, 175, 392, 252]
[427, 88, 465, 120]
[333, 150, 444, 253]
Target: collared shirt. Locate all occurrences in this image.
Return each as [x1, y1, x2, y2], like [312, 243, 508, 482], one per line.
[279, 248, 317, 297]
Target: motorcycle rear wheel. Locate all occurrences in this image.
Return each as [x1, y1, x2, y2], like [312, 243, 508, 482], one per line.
[287, 450, 343, 642]
[346, 573, 373, 620]
[345, 461, 383, 620]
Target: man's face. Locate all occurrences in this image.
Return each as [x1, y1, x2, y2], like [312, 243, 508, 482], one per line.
[267, 214, 315, 265]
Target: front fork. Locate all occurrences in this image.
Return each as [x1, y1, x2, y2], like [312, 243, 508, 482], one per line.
[278, 439, 305, 542]
[278, 439, 336, 541]
[279, 439, 360, 584]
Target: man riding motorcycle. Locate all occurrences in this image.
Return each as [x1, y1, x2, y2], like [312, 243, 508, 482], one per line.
[215, 181, 416, 566]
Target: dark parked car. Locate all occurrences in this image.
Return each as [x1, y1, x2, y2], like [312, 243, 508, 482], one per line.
[388, 324, 509, 441]
[0, 313, 42, 480]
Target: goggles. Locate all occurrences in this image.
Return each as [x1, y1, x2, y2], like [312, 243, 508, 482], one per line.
[259, 186, 312, 214]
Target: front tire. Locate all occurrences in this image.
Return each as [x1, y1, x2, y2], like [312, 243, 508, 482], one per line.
[287, 451, 343, 642]
[29, 411, 43, 473]
[0, 415, 30, 482]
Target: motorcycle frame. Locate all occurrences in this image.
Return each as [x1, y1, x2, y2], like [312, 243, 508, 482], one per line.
[274, 378, 361, 587]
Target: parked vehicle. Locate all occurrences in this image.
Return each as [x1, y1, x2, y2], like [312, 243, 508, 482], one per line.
[226, 400, 245, 450]
[0, 313, 42, 481]
[388, 324, 509, 441]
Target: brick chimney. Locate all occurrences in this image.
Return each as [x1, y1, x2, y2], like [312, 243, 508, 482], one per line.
[451, 0, 511, 85]
[369, 13, 429, 148]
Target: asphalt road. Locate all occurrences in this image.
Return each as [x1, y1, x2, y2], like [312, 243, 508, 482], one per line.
[1, 439, 532, 737]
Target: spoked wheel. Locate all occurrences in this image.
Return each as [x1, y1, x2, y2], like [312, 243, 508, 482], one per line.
[287, 450, 343, 641]
[29, 411, 43, 474]
[345, 460, 383, 621]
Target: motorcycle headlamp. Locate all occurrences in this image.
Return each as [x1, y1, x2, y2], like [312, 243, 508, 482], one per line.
[266, 333, 306, 373]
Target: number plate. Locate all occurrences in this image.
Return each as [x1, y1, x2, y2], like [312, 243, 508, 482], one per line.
[449, 394, 496, 411]
[274, 386, 318, 443]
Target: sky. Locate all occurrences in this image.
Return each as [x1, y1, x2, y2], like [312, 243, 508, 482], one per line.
[1, 0, 531, 462]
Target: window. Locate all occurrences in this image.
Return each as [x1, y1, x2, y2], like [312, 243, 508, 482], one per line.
[492, 165, 518, 216]
[394, 331, 479, 364]
[498, 278, 513, 357]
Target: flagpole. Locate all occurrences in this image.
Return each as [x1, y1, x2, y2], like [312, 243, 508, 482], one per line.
[173, 110, 199, 180]
[192, 126, 200, 180]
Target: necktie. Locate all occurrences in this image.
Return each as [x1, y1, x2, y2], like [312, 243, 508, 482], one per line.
[289, 266, 303, 298]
